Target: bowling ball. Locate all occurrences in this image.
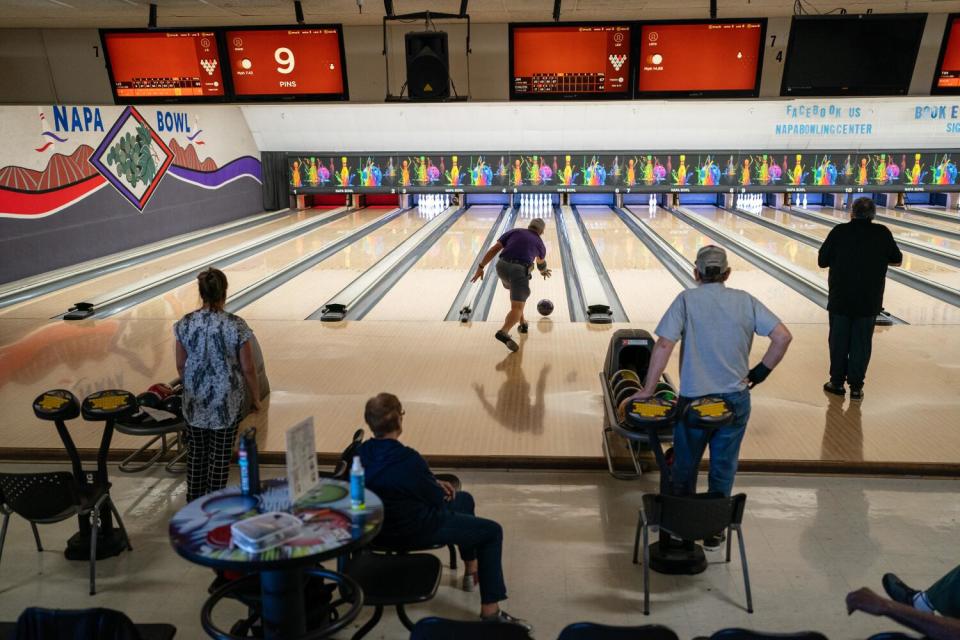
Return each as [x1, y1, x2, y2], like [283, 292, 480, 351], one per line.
[609, 369, 640, 387]
[654, 389, 677, 404]
[613, 378, 641, 398]
[536, 299, 554, 316]
[137, 391, 161, 409]
[148, 383, 174, 400]
[653, 382, 674, 395]
[161, 395, 183, 419]
[615, 386, 639, 406]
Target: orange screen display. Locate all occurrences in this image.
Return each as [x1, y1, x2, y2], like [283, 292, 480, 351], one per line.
[936, 19, 960, 88]
[103, 31, 225, 98]
[637, 22, 763, 94]
[511, 25, 631, 96]
[225, 28, 346, 97]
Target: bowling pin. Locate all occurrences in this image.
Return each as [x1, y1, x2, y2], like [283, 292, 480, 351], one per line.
[802, 193, 808, 209]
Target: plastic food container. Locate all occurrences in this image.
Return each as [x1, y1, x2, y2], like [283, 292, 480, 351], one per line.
[230, 512, 302, 554]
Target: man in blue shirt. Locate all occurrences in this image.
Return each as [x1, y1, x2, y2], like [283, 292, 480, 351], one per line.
[472, 218, 552, 352]
[620, 246, 792, 544]
[358, 393, 531, 631]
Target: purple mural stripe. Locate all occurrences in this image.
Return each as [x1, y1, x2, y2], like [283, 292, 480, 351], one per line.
[168, 156, 262, 187]
[186, 129, 204, 141]
[41, 131, 69, 142]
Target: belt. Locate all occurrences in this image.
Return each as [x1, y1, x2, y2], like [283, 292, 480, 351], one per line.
[501, 258, 532, 267]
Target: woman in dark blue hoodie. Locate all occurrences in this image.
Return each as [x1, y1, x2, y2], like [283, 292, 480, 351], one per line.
[358, 393, 530, 631]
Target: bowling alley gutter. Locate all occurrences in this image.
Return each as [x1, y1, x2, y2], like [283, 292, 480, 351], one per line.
[4, 448, 960, 477]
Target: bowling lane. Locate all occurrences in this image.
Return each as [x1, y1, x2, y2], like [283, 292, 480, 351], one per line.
[117, 207, 425, 321]
[803, 205, 960, 252]
[0, 207, 339, 321]
[487, 207, 570, 323]
[364, 205, 502, 321]
[695, 205, 960, 325]
[632, 206, 826, 324]
[576, 205, 683, 324]
[755, 207, 960, 290]
[240, 207, 435, 321]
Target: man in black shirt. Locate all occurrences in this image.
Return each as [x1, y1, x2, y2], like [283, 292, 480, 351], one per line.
[817, 197, 902, 400]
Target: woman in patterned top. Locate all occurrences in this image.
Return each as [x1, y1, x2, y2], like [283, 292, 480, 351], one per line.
[174, 268, 262, 502]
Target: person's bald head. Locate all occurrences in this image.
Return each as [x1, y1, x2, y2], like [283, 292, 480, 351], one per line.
[364, 393, 403, 438]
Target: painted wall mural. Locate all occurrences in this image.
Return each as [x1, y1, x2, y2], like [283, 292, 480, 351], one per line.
[288, 150, 960, 194]
[0, 105, 263, 284]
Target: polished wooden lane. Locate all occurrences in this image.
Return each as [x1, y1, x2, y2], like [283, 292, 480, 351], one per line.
[806, 204, 960, 256]
[577, 205, 684, 324]
[113, 206, 426, 321]
[630, 206, 828, 324]
[1, 318, 959, 473]
[684, 205, 960, 325]
[363, 205, 502, 322]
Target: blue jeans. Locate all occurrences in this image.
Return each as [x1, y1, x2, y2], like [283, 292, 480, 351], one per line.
[418, 491, 507, 605]
[671, 390, 751, 497]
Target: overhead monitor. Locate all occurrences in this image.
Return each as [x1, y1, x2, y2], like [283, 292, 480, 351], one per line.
[636, 19, 766, 98]
[781, 14, 926, 96]
[509, 22, 633, 100]
[100, 29, 227, 103]
[933, 14, 960, 94]
[223, 25, 349, 100]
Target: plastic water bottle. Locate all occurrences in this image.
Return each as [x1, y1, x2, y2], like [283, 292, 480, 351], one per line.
[350, 456, 365, 510]
[238, 427, 260, 496]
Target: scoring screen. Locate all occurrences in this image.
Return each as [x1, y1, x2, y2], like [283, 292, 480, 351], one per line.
[511, 24, 632, 98]
[224, 27, 347, 98]
[637, 21, 764, 96]
[102, 31, 226, 100]
[935, 16, 960, 92]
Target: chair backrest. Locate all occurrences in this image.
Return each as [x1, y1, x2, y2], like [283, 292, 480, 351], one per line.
[866, 634, 925, 640]
[559, 622, 679, 640]
[410, 617, 532, 640]
[642, 493, 746, 541]
[0, 473, 80, 522]
[14, 607, 146, 640]
[710, 628, 829, 640]
[330, 429, 365, 480]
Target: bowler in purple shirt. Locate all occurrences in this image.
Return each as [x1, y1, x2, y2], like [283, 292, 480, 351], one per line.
[471, 218, 552, 352]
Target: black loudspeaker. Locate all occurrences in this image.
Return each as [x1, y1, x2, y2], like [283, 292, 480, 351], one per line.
[405, 31, 450, 100]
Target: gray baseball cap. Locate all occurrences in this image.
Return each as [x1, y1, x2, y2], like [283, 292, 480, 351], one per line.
[528, 218, 546, 233]
[695, 245, 728, 273]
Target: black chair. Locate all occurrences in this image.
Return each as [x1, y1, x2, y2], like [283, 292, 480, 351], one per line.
[709, 629, 828, 640]
[409, 616, 532, 640]
[866, 634, 927, 640]
[344, 551, 442, 639]
[0, 472, 132, 595]
[201, 568, 363, 639]
[634, 493, 750, 615]
[320, 429, 366, 481]
[6, 606, 175, 639]
[558, 622, 679, 640]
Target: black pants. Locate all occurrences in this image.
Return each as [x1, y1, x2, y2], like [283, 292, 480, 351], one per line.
[184, 424, 239, 503]
[828, 313, 876, 390]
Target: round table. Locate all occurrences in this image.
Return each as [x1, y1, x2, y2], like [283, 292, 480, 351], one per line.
[169, 478, 383, 639]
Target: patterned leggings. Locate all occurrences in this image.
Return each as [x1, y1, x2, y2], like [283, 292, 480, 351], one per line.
[184, 424, 239, 503]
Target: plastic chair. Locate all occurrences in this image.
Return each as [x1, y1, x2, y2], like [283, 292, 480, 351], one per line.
[558, 622, 679, 640]
[634, 493, 750, 615]
[319, 429, 366, 481]
[709, 628, 828, 640]
[344, 551, 442, 639]
[10, 606, 175, 639]
[0, 472, 132, 595]
[409, 616, 532, 640]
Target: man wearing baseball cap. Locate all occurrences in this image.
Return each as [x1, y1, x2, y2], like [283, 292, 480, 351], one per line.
[620, 245, 792, 543]
[471, 218, 552, 352]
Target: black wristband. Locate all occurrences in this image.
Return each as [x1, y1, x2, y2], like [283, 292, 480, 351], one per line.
[747, 362, 772, 386]
[537, 261, 548, 272]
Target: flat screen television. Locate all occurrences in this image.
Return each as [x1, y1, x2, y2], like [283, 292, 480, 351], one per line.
[509, 22, 633, 100]
[223, 25, 348, 101]
[100, 29, 227, 103]
[636, 19, 766, 98]
[932, 14, 960, 94]
[781, 14, 927, 96]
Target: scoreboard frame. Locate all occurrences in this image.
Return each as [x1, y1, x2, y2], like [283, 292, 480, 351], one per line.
[931, 13, 960, 96]
[508, 21, 637, 102]
[633, 17, 767, 100]
[99, 27, 230, 105]
[220, 23, 350, 102]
